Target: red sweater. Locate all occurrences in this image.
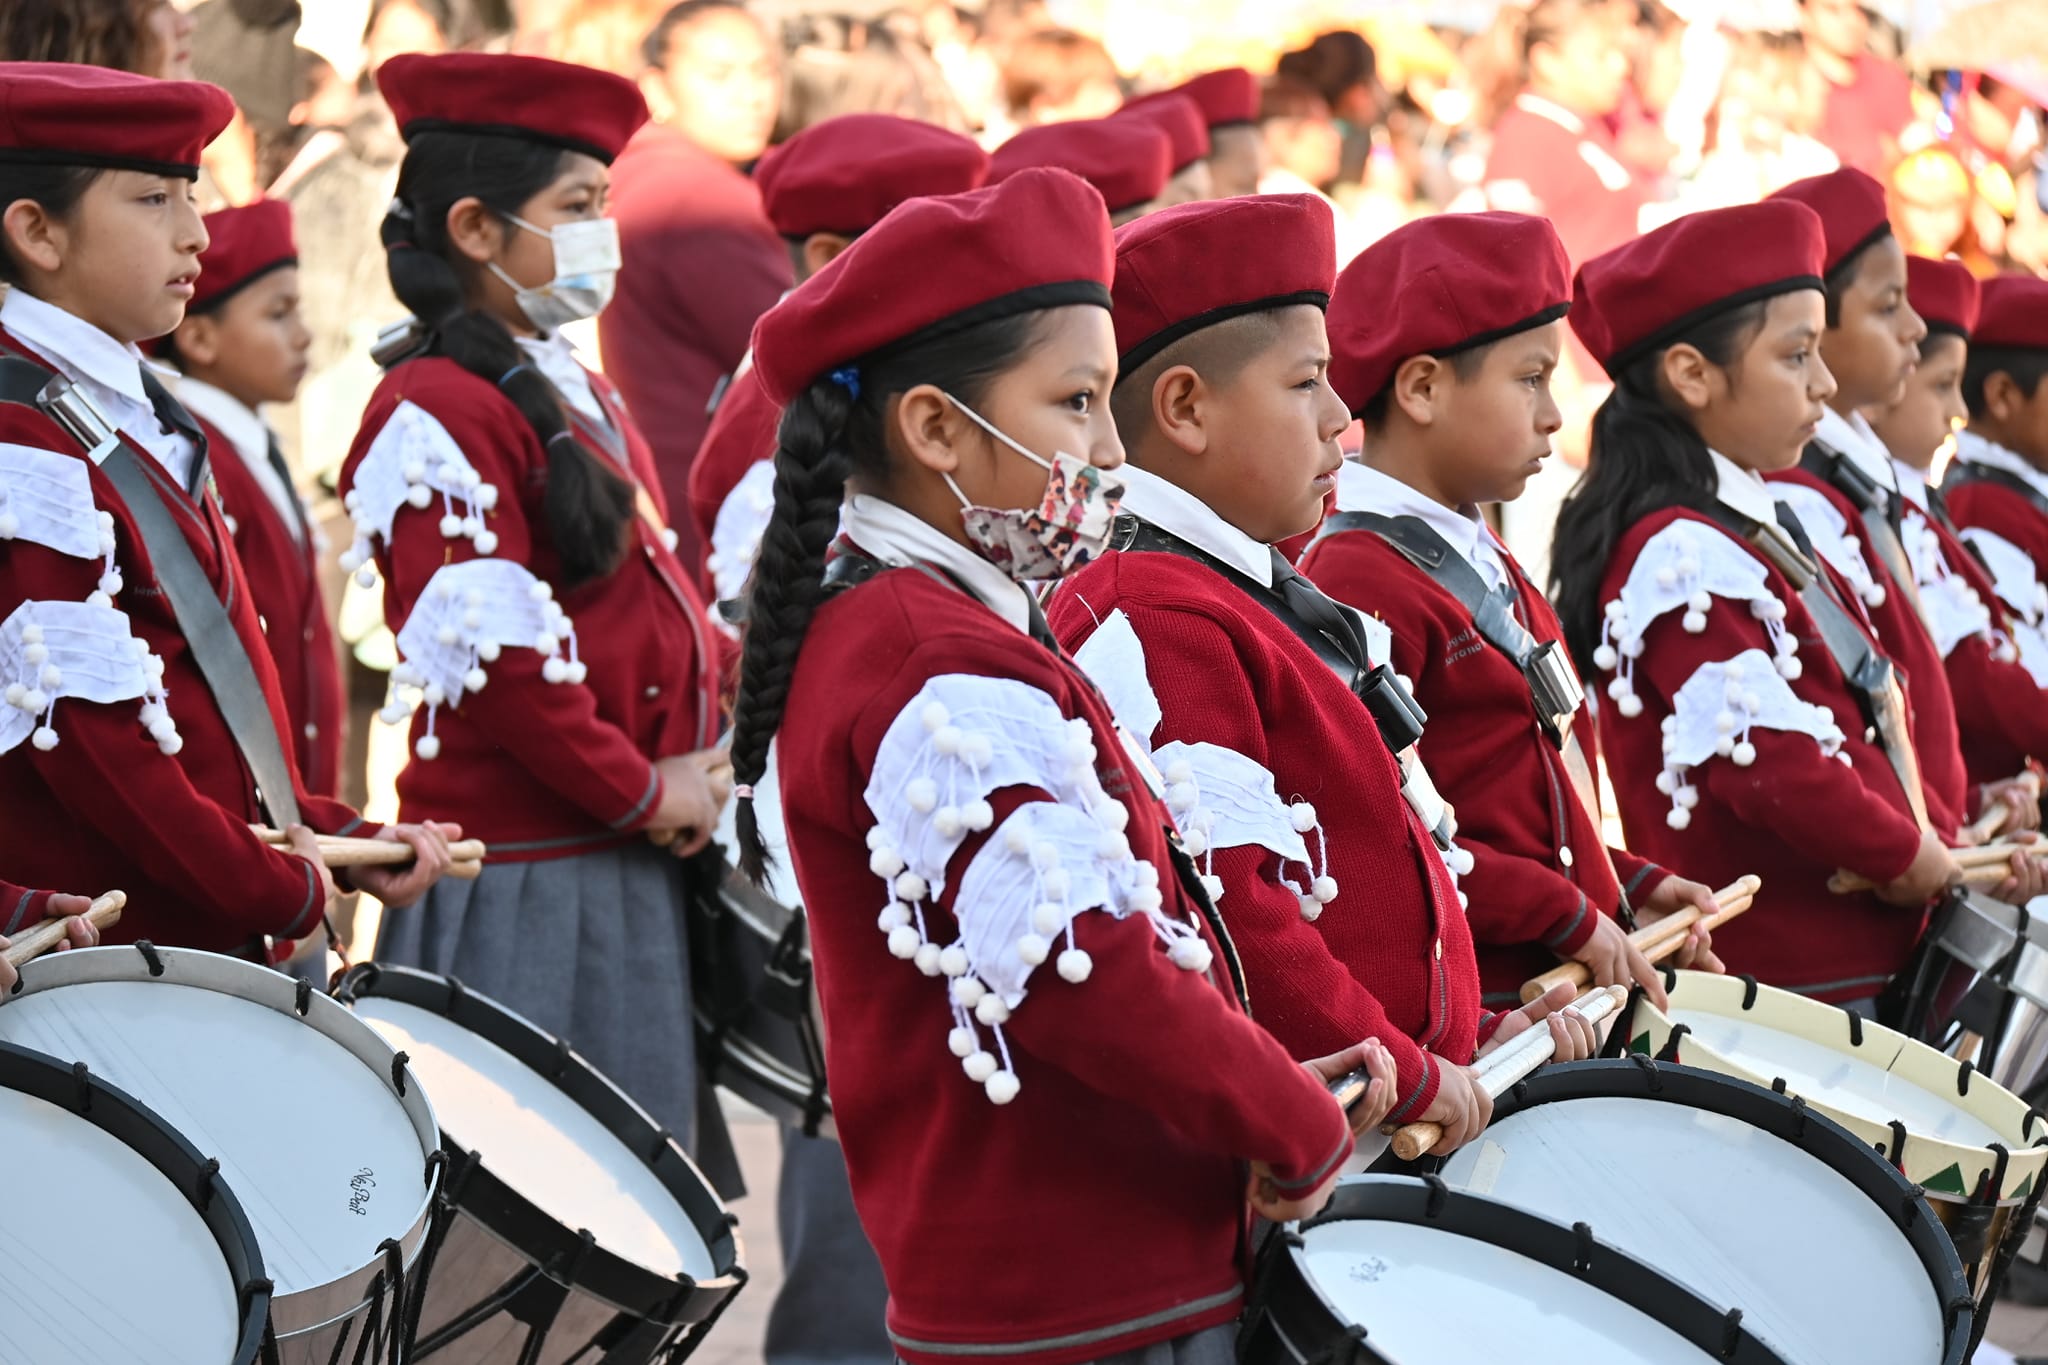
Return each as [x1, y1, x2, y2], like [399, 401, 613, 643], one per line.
[194, 413, 345, 797]
[1768, 468, 1971, 837]
[1, 878, 59, 937]
[1592, 509, 1926, 1001]
[339, 358, 720, 858]
[685, 359, 778, 597]
[1049, 548, 1482, 1119]
[0, 329, 361, 951]
[1300, 524, 1670, 1007]
[777, 565, 1353, 1365]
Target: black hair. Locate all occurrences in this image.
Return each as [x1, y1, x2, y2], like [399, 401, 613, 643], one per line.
[641, 0, 748, 69]
[1550, 299, 1771, 676]
[0, 164, 101, 284]
[1355, 344, 1491, 429]
[384, 130, 634, 589]
[1276, 30, 1377, 109]
[730, 308, 1051, 883]
[1963, 346, 2048, 419]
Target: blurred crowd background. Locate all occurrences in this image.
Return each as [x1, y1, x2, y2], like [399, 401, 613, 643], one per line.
[4, 0, 2045, 817]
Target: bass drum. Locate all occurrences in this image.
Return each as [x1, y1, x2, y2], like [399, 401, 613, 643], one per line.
[695, 744, 832, 1135]
[1384, 1058, 1975, 1365]
[1241, 1174, 1789, 1364]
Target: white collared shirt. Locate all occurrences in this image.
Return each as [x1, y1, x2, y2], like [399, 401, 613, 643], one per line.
[841, 493, 1034, 636]
[1114, 463, 1275, 588]
[1815, 406, 1898, 493]
[174, 376, 303, 544]
[1712, 448, 1782, 526]
[1892, 460, 1933, 513]
[1952, 430, 2048, 501]
[1335, 459, 1509, 591]
[517, 333, 605, 427]
[1, 286, 197, 488]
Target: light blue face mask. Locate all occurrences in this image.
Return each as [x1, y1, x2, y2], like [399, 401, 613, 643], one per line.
[487, 214, 621, 333]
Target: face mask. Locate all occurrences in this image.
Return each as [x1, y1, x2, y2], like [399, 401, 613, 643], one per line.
[488, 214, 621, 333]
[940, 391, 1125, 582]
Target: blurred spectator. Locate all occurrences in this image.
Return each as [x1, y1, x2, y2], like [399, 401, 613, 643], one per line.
[1890, 144, 2004, 274]
[1277, 29, 1379, 184]
[1800, 0, 1911, 175]
[190, 0, 302, 166]
[779, 15, 967, 136]
[545, 0, 669, 76]
[1260, 75, 1341, 195]
[0, 0, 192, 74]
[1114, 93, 1212, 205]
[601, 0, 791, 556]
[362, 0, 471, 71]
[1691, 30, 1837, 206]
[1479, 0, 1648, 267]
[991, 27, 1121, 141]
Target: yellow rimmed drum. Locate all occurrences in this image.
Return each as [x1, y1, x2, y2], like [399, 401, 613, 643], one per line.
[1620, 969, 2048, 1311]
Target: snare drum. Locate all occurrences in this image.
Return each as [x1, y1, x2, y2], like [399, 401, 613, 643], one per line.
[0, 1039, 273, 1365]
[0, 943, 440, 1364]
[1621, 969, 2048, 1315]
[694, 751, 832, 1135]
[335, 964, 746, 1364]
[1395, 1058, 1975, 1365]
[1242, 1174, 1789, 1364]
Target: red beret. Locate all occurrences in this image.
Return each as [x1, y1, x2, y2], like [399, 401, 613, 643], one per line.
[755, 114, 990, 239]
[1975, 275, 2048, 352]
[1128, 68, 1260, 130]
[751, 168, 1114, 408]
[191, 199, 297, 313]
[1111, 193, 1334, 375]
[990, 119, 1172, 215]
[1115, 94, 1210, 171]
[0, 63, 233, 178]
[1571, 201, 1826, 374]
[1768, 167, 1892, 276]
[1328, 212, 1569, 415]
[1905, 256, 1980, 340]
[377, 53, 648, 165]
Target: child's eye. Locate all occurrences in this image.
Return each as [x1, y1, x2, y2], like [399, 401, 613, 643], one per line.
[1064, 391, 1093, 414]
[142, 192, 169, 207]
[1297, 374, 1321, 392]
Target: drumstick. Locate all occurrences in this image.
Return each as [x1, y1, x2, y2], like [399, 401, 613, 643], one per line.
[251, 827, 486, 879]
[1391, 985, 1628, 1161]
[1829, 845, 2037, 894]
[1964, 771, 2043, 844]
[2, 891, 124, 967]
[1517, 875, 1761, 1004]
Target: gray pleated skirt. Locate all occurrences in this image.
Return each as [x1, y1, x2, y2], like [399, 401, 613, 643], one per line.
[373, 838, 742, 1196]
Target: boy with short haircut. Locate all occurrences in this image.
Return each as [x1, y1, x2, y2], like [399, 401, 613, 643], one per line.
[1299, 212, 1722, 1010]
[1870, 259, 2048, 795]
[162, 198, 343, 798]
[1048, 195, 1595, 1156]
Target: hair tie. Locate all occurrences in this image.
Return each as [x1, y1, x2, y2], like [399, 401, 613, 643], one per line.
[547, 430, 579, 450]
[734, 784, 756, 800]
[828, 366, 861, 400]
[498, 364, 535, 388]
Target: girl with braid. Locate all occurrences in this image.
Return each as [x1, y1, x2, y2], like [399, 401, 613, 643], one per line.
[337, 53, 733, 1183]
[730, 166, 1396, 1365]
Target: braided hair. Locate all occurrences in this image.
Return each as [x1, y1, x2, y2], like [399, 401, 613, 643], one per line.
[730, 308, 1050, 883]
[383, 129, 634, 590]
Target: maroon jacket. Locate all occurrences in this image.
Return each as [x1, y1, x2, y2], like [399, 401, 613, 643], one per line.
[0, 328, 362, 951]
[1594, 508, 1926, 1001]
[1301, 524, 1671, 1007]
[598, 124, 792, 563]
[1932, 479, 2048, 780]
[1049, 548, 1483, 1119]
[778, 564, 1353, 1365]
[195, 413, 345, 797]
[340, 357, 720, 859]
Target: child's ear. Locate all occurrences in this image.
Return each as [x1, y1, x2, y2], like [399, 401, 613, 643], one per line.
[1659, 342, 1715, 414]
[443, 196, 504, 267]
[175, 313, 221, 368]
[893, 383, 967, 477]
[1, 200, 65, 277]
[1150, 365, 1209, 457]
[1390, 353, 1446, 427]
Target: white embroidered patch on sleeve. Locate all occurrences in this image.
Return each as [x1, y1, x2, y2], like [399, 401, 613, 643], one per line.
[1653, 648, 1847, 829]
[1152, 739, 1338, 922]
[384, 558, 580, 759]
[706, 459, 776, 609]
[0, 599, 178, 757]
[1071, 608, 1163, 749]
[1772, 483, 1887, 608]
[340, 400, 502, 582]
[1902, 510, 1994, 659]
[1592, 519, 1800, 718]
[0, 444, 123, 602]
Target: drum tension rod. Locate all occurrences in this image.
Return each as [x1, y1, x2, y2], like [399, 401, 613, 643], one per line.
[390, 1050, 410, 1098]
[68, 1059, 90, 1114]
[133, 939, 164, 977]
[294, 978, 312, 1018]
[1957, 1060, 1975, 1096]
[1720, 1308, 1747, 1357]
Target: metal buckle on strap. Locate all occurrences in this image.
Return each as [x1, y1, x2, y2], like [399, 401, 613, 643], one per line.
[1527, 639, 1584, 748]
[1357, 663, 1426, 753]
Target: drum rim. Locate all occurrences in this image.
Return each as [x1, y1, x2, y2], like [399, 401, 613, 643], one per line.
[0, 1039, 272, 1365]
[2, 943, 444, 1339]
[1443, 1057, 1978, 1363]
[1628, 970, 2048, 1203]
[691, 866, 835, 1132]
[334, 962, 746, 1325]
[1251, 1173, 1790, 1365]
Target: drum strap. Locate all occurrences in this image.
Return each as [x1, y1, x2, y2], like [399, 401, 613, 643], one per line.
[1802, 442, 1928, 623]
[1942, 458, 2048, 522]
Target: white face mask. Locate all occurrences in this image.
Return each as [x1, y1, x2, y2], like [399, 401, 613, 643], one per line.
[939, 391, 1125, 583]
[488, 214, 621, 333]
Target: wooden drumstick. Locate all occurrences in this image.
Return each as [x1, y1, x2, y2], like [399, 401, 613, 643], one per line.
[3, 891, 124, 967]
[1830, 845, 2038, 894]
[1964, 771, 2043, 845]
[1518, 876, 1761, 1004]
[251, 827, 486, 880]
[1390, 985, 1627, 1162]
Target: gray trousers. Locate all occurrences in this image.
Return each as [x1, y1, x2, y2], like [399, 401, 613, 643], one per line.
[767, 1126, 894, 1365]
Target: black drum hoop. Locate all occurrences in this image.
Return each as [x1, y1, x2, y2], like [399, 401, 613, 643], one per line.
[1375, 1058, 1978, 1364]
[1242, 1173, 1790, 1364]
[333, 964, 745, 1325]
[0, 1040, 274, 1365]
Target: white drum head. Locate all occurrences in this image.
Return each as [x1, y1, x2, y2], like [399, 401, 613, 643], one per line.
[0, 953, 432, 1305]
[0, 1087, 239, 1364]
[1300, 1218, 1724, 1363]
[352, 997, 717, 1281]
[1440, 1095, 1947, 1365]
